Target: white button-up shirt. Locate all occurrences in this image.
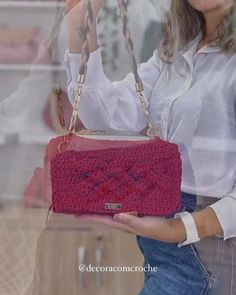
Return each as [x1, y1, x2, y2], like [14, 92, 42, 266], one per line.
[63, 35, 236, 240]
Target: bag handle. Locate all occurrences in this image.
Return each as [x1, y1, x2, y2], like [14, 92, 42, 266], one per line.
[69, 0, 157, 138]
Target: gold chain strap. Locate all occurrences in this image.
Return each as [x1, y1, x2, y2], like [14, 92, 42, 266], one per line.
[69, 0, 159, 138]
[69, 74, 85, 132]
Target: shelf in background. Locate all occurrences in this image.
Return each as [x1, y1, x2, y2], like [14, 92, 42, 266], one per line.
[0, 63, 64, 72]
[0, 131, 58, 145]
[0, 0, 65, 9]
[19, 131, 58, 144]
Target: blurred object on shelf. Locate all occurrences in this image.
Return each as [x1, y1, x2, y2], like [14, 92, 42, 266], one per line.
[43, 86, 84, 133]
[23, 166, 49, 207]
[0, 25, 50, 64]
[23, 86, 84, 208]
[0, 25, 40, 45]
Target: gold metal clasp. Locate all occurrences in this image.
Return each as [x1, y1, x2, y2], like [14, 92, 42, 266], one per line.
[77, 74, 86, 84]
[147, 127, 160, 139]
[57, 135, 74, 153]
[135, 81, 144, 93]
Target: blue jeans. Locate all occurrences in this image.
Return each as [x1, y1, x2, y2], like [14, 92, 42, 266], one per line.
[136, 192, 215, 295]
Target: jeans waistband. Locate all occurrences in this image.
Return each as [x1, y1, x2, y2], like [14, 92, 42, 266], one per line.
[181, 191, 197, 213]
[171, 193, 218, 217]
[196, 195, 219, 207]
[167, 192, 197, 218]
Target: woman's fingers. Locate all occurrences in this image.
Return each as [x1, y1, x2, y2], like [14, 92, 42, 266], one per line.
[76, 214, 141, 234]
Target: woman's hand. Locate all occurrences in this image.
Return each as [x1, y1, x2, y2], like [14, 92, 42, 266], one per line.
[66, 0, 105, 53]
[77, 212, 187, 243]
[76, 207, 224, 243]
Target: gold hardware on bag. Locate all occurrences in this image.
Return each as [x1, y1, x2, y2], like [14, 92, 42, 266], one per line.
[58, 135, 74, 153]
[105, 203, 122, 210]
[135, 81, 144, 93]
[77, 130, 107, 136]
[77, 74, 85, 84]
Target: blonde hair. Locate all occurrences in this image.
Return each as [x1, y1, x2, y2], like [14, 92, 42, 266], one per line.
[159, 0, 236, 62]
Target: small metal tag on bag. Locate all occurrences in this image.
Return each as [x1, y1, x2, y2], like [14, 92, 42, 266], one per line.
[105, 203, 122, 210]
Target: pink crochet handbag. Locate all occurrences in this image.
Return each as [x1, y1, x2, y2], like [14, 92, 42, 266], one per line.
[49, 0, 182, 217]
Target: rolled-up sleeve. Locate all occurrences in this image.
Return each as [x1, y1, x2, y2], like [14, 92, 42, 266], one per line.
[63, 47, 163, 132]
[209, 190, 236, 240]
[209, 90, 236, 240]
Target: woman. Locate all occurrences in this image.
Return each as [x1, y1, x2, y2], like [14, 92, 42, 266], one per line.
[64, 0, 236, 294]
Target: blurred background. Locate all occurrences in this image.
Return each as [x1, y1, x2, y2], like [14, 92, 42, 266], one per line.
[0, 1, 170, 294]
[0, 0, 170, 202]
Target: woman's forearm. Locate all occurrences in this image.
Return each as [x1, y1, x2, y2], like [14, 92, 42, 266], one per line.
[192, 207, 224, 238]
[171, 207, 224, 243]
[68, 0, 103, 53]
[68, 11, 99, 53]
